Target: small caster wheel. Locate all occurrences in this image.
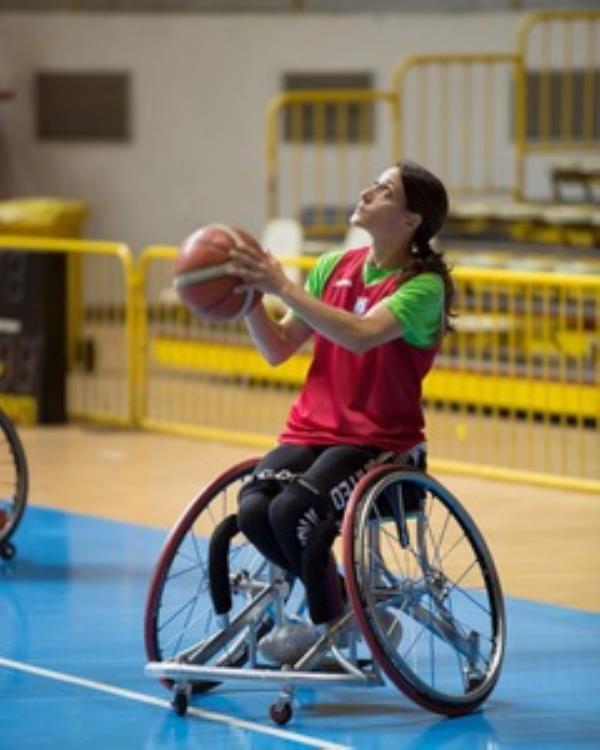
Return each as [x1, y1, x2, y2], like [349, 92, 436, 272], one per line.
[0, 541, 15, 561]
[466, 672, 485, 692]
[172, 690, 188, 716]
[269, 700, 292, 726]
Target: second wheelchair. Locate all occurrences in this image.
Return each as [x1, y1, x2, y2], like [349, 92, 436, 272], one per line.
[0, 407, 29, 561]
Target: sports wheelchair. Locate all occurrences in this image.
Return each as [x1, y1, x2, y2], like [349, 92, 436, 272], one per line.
[144, 458, 505, 725]
[0, 407, 29, 561]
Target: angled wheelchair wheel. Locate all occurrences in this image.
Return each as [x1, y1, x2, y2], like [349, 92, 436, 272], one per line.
[342, 464, 505, 716]
[144, 457, 272, 693]
[0, 408, 29, 560]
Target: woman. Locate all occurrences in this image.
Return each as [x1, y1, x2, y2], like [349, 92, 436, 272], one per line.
[228, 159, 453, 661]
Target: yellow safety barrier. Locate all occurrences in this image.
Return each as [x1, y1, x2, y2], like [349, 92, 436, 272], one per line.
[265, 12, 600, 245]
[515, 10, 600, 199]
[427, 265, 599, 493]
[2, 236, 596, 492]
[136, 247, 599, 494]
[0, 235, 137, 426]
[265, 89, 400, 241]
[390, 52, 520, 199]
[137, 245, 292, 448]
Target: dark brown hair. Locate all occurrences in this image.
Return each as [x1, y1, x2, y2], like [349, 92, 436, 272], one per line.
[397, 159, 455, 334]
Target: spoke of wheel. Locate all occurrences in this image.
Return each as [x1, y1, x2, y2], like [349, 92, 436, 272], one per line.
[375, 511, 409, 580]
[159, 596, 200, 639]
[425, 498, 452, 569]
[401, 614, 430, 662]
[166, 560, 205, 580]
[428, 592, 436, 687]
[374, 508, 426, 581]
[445, 563, 493, 618]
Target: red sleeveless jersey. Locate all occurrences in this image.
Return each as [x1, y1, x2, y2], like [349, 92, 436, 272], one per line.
[279, 247, 439, 452]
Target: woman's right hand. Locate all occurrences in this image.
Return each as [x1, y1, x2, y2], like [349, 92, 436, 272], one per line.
[229, 243, 291, 298]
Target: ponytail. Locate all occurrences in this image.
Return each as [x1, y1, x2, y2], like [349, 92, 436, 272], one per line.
[396, 160, 456, 334]
[398, 241, 456, 335]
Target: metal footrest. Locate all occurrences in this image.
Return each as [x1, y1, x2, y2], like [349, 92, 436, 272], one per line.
[146, 660, 377, 687]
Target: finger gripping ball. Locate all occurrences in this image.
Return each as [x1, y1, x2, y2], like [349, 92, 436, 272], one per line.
[173, 223, 261, 321]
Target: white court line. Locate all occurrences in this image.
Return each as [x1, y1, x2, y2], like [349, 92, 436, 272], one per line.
[0, 657, 351, 750]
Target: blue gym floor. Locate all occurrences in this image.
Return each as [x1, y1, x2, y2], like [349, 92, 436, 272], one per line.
[1, 506, 599, 749]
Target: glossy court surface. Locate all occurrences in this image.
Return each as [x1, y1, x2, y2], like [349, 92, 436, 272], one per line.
[1, 428, 599, 749]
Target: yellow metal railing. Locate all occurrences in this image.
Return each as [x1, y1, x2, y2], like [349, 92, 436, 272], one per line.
[2, 238, 597, 492]
[515, 10, 600, 199]
[266, 11, 600, 228]
[0, 236, 137, 426]
[266, 89, 400, 240]
[134, 248, 599, 494]
[428, 266, 599, 493]
[136, 244, 284, 448]
[390, 52, 520, 199]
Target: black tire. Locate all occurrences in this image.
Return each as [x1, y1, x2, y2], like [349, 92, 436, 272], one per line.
[144, 458, 271, 694]
[0, 408, 29, 550]
[343, 465, 506, 716]
[0, 541, 16, 560]
[269, 700, 292, 725]
[171, 691, 188, 717]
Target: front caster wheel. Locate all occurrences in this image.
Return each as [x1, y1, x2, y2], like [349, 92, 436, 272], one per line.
[269, 700, 292, 725]
[0, 541, 15, 560]
[466, 672, 486, 692]
[172, 690, 189, 716]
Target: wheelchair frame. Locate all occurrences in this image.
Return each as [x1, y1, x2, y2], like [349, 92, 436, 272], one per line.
[144, 458, 505, 725]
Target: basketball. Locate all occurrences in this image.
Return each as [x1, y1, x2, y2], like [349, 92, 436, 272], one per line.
[173, 223, 262, 321]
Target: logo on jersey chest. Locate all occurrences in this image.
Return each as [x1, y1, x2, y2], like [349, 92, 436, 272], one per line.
[353, 296, 369, 315]
[333, 278, 352, 288]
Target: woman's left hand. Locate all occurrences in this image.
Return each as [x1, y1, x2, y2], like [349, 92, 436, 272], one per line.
[228, 243, 290, 296]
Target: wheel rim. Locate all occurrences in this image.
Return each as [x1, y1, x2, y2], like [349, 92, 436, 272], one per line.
[344, 466, 505, 714]
[145, 459, 270, 666]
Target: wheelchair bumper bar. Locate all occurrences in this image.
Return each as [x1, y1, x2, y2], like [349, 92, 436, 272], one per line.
[145, 661, 379, 688]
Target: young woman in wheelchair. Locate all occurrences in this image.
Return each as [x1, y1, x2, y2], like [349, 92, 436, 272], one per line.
[228, 159, 454, 664]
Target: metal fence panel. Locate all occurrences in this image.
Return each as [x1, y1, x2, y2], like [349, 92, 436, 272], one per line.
[0, 236, 136, 426]
[136, 248, 599, 492]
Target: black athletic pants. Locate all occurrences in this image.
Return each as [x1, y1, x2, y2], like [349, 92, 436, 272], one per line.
[237, 443, 393, 624]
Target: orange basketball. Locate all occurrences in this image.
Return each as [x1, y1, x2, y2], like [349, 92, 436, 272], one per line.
[173, 224, 262, 322]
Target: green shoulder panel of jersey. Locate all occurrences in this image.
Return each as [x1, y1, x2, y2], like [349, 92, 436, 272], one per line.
[289, 249, 345, 321]
[305, 249, 345, 298]
[291, 253, 445, 348]
[384, 273, 444, 348]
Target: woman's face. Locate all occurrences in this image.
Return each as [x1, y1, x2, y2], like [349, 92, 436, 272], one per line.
[350, 166, 419, 244]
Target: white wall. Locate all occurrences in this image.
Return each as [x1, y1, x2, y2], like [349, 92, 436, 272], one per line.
[0, 11, 524, 251]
